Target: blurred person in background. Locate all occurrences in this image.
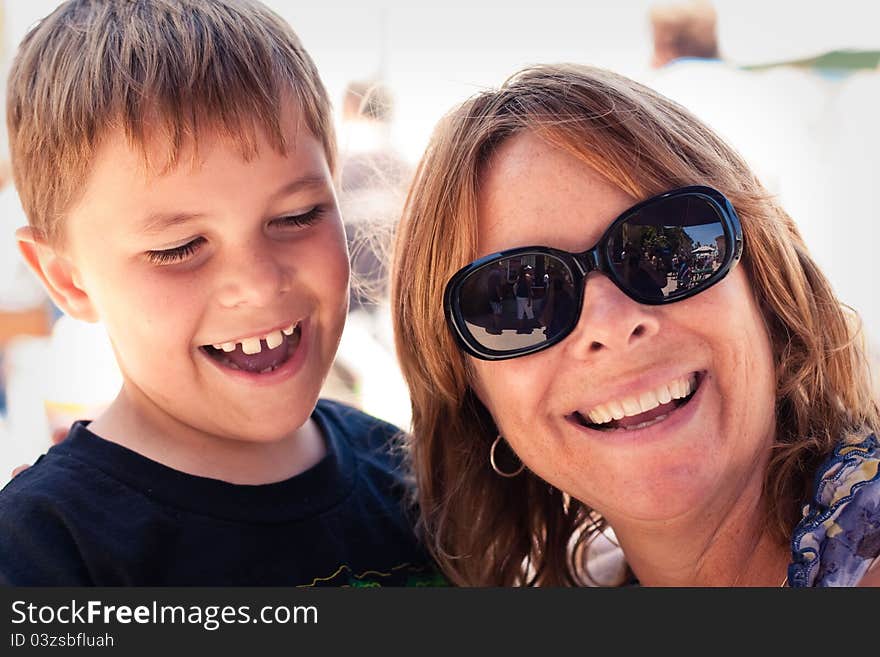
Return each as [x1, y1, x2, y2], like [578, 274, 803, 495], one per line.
[649, 0, 719, 68]
[645, 0, 858, 347]
[338, 79, 411, 314]
[645, 0, 793, 192]
[323, 80, 413, 429]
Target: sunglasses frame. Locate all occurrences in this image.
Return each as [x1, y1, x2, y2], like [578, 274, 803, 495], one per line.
[443, 185, 744, 361]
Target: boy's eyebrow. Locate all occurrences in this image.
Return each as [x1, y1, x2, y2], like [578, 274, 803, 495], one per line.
[138, 174, 330, 235]
[139, 211, 206, 235]
[269, 174, 329, 202]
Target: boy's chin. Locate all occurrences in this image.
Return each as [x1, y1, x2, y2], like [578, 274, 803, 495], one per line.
[218, 408, 318, 445]
[170, 393, 319, 445]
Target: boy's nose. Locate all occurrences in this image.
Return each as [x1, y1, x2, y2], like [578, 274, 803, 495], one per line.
[215, 244, 289, 309]
[561, 273, 660, 360]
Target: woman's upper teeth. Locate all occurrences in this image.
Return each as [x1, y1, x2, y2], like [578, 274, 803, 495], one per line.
[212, 323, 296, 354]
[586, 374, 696, 425]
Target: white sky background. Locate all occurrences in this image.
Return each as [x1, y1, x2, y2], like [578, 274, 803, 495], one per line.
[275, 0, 880, 161]
[4, 0, 880, 160]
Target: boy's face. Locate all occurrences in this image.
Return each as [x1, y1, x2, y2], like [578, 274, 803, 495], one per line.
[57, 114, 349, 443]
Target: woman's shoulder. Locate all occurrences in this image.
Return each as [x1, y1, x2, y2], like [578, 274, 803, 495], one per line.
[812, 434, 879, 502]
[788, 433, 880, 587]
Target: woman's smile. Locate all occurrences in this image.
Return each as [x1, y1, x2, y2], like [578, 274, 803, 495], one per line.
[565, 370, 707, 441]
[573, 371, 701, 430]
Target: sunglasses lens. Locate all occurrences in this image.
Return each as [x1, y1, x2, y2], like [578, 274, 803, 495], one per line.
[606, 194, 729, 302]
[456, 253, 577, 354]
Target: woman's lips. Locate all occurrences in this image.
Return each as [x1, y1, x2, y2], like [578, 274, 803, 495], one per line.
[605, 398, 679, 430]
[569, 371, 704, 433]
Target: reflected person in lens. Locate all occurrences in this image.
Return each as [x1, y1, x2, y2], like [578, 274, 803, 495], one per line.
[391, 64, 880, 587]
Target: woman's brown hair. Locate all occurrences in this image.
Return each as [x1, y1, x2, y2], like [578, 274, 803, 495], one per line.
[391, 63, 879, 586]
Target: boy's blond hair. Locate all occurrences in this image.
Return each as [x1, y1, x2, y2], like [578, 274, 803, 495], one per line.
[6, 0, 335, 245]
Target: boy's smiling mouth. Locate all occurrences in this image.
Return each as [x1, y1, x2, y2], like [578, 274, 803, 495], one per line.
[200, 321, 302, 374]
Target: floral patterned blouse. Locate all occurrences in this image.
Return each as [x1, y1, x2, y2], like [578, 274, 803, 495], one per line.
[788, 434, 880, 587]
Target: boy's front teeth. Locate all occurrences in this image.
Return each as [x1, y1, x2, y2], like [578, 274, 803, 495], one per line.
[265, 330, 284, 349]
[241, 337, 262, 355]
[212, 324, 295, 354]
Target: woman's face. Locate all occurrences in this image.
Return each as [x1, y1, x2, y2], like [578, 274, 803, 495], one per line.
[469, 132, 777, 525]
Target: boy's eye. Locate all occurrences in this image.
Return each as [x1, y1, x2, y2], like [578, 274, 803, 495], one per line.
[142, 207, 325, 264]
[145, 237, 206, 265]
[271, 206, 325, 228]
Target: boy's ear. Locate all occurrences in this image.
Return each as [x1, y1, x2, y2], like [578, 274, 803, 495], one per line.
[16, 226, 99, 322]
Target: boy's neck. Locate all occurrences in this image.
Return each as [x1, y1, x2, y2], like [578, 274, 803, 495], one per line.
[86, 386, 327, 485]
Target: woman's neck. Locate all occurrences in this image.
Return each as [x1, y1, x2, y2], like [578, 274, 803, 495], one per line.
[608, 479, 790, 587]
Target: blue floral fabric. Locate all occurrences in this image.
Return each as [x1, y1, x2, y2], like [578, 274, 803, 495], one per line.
[788, 434, 880, 587]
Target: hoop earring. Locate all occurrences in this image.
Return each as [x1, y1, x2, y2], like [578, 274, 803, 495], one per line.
[490, 435, 525, 478]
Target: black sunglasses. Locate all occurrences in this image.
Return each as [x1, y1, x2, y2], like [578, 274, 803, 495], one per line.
[443, 185, 744, 361]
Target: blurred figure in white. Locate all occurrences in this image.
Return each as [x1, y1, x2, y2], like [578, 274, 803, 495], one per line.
[645, 0, 816, 196]
[0, 162, 53, 435]
[821, 70, 880, 358]
[0, 165, 121, 486]
[40, 315, 123, 442]
[321, 80, 413, 429]
[645, 1, 878, 367]
[0, 165, 49, 331]
[2, 315, 122, 488]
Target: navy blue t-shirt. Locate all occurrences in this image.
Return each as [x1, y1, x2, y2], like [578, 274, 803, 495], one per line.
[0, 400, 441, 586]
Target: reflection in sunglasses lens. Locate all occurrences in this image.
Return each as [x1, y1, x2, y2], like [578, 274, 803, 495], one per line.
[459, 254, 575, 353]
[609, 197, 726, 302]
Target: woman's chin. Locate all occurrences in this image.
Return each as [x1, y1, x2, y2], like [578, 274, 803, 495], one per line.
[565, 433, 735, 525]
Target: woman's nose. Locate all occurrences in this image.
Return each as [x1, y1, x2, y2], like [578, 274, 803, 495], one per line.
[562, 273, 660, 359]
